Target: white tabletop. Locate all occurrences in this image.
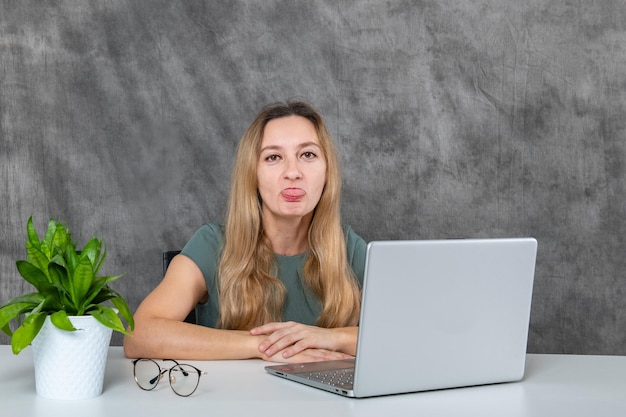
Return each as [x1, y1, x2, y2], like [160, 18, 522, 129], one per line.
[2, 345, 626, 417]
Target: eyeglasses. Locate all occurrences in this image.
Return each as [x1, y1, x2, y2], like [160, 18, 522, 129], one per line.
[132, 358, 207, 397]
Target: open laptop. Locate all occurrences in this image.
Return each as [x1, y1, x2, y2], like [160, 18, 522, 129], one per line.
[265, 237, 537, 398]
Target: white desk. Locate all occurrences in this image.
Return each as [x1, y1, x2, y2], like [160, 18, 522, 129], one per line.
[2, 345, 625, 417]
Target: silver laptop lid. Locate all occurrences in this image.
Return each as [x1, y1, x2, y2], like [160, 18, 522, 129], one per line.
[353, 238, 537, 397]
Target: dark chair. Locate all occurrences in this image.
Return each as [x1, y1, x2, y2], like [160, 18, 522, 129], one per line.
[162, 250, 197, 324]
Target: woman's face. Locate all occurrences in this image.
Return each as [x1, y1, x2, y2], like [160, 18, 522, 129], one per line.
[257, 115, 327, 224]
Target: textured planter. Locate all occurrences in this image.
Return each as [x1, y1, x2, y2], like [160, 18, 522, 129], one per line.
[31, 315, 113, 399]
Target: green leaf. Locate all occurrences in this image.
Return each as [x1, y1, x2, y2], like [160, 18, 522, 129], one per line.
[26, 216, 40, 247]
[29, 296, 47, 315]
[71, 256, 95, 309]
[48, 261, 71, 298]
[90, 305, 130, 336]
[58, 291, 77, 315]
[16, 260, 53, 293]
[50, 310, 76, 331]
[40, 292, 65, 312]
[50, 253, 67, 268]
[43, 218, 56, 241]
[0, 294, 44, 322]
[47, 261, 65, 288]
[94, 244, 107, 276]
[81, 238, 102, 269]
[25, 241, 50, 277]
[40, 242, 51, 260]
[0, 299, 40, 331]
[53, 221, 71, 253]
[0, 292, 45, 308]
[42, 219, 58, 258]
[64, 240, 79, 275]
[110, 292, 135, 331]
[82, 275, 123, 307]
[11, 312, 46, 355]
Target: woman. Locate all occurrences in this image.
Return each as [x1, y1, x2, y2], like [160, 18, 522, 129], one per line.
[123, 101, 367, 363]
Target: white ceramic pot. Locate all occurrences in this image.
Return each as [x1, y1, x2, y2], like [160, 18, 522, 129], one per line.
[31, 315, 113, 399]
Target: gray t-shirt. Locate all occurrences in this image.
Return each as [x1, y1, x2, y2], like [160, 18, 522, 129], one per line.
[180, 223, 367, 328]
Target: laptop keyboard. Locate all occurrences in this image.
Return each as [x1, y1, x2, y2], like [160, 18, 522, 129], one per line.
[302, 368, 354, 388]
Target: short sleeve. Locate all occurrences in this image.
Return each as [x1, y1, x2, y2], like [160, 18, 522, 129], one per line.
[180, 223, 224, 297]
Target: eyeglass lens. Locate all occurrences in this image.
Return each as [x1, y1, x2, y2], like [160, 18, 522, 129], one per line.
[134, 359, 162, 390]
[169, 364, 201, 396]
[133, 359, 202, 396]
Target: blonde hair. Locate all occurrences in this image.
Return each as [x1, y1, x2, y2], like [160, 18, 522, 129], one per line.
[216, 101, 361, 330]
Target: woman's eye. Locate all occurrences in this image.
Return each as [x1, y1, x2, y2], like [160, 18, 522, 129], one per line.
[301, 151, 317, 159]
[265, 154, 280, 162]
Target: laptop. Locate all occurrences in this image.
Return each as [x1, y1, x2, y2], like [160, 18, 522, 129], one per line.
[265, 237, 537, 398]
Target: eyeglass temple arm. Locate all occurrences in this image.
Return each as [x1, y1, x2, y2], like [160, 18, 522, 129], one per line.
[133, 358, 177, 385]
[164, 358, 191, 377]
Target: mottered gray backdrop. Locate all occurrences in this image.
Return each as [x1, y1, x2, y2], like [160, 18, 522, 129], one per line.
[1, 1, 625, 353]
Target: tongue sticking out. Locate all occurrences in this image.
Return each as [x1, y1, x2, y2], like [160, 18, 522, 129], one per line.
[281, 189, 305, 201]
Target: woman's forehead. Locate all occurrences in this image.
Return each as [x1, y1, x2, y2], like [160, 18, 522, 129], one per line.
[261, 116, 320, 148]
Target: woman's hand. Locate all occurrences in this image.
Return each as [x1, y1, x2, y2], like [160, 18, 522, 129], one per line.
[250, 321, 358, 360]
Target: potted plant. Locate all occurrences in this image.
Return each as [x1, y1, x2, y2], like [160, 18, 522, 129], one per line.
[0, 216, 134, 399]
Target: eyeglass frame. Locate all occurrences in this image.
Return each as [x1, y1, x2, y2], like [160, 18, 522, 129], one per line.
[132, 358, 207, 397]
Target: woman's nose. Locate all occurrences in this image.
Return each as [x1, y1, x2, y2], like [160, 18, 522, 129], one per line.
[283, 157, 302, 179]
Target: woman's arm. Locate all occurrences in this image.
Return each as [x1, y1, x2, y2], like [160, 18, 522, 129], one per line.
[123, 255, 356, 362]
[123, 255, 264, 360]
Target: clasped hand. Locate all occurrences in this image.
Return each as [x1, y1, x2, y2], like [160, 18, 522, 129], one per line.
[250, 321, 354, 363]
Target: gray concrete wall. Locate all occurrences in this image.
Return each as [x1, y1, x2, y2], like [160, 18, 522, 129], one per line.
[1, 0, 625, 353]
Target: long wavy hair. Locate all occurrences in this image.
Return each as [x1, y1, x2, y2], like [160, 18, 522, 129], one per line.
[216, 101, 361, 330]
